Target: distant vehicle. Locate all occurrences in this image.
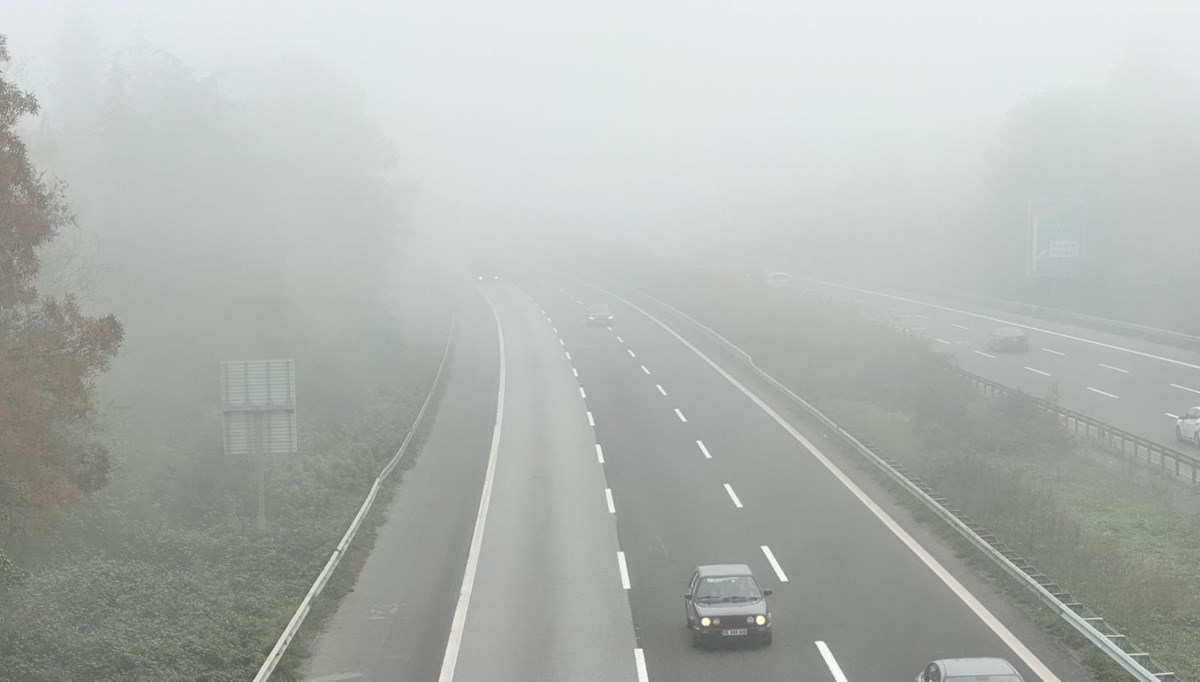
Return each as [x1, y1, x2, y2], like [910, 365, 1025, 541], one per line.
[684, 564, 773, 648]
[586, 304, 614, 327]
[916, 658, 1024, 682]
[766, 272, 791, 289]
[986, 326, 1029, 353]
[1175, 406, 1200, 447]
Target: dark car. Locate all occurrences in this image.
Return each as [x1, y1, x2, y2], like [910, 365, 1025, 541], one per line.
[586, 304, 614, 327]
[684, 564, 772, 647]
[916, 657, 1024, 682]
[986, 326, 1029, 353]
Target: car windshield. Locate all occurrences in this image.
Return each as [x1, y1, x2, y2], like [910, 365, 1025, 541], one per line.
[694, 576, 761, 602]
[588, 305, 610, 314]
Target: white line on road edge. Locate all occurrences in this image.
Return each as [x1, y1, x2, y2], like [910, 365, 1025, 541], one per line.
[951, 323, 970, 330]
[1042, 348, 1066, 356]
[641, 365, 651, 374]
[605, 488, 615, 514]
[1170, 383, 1200, 395]
[656, 384, 667, 396]
[579, 386, 587, 399]
[633, 649, 649, 682]
[815, 641, 848, 682]
[696, 440, 712, 459]
[437, 294, 507, 682]
[1099, 363, 1129, 374]
[674, 408, 688, 422]
[1024, 367, 1051, 377]
[596, 284, 1062, 682]
[760, 545, 788, 582]
[1166, 413, 1180, 420]
[587, 411, 595, 426]
[974, 350, 996, 359]
[1087, 387, 1119, 399]
[627, 348, 637, 358]
[596, 444, 605, 463]
[724, 484, 744, 508]
[617, 551, 631, 589]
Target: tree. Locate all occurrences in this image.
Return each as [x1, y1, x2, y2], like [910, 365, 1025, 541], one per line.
[0, 34, 123, 576]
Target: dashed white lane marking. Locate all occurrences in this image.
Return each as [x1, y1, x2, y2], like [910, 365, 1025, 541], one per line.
[696, 440, 712, 459]
[572, 368, 579, 377]
[1087, 387, 1119, 399]
[641, 365, 651, 374]
[437, 288, 507, 682]
[616, 335, 624, 343]
[627, 349, 637, 358]
[595, 444, 605, 463]
[559, 338, 564, 346]
[1042, 347, 1066, 356]
[761, 545, 789, 582]
[723, 484, 744, 509]
[1166, 412, 1180, 420]
[1024, 367, 1051, 377]
[579, 386, 587, 399]
[552, 327, 557, 334]
[656, 384, 667, 396]
[912, 313, 931, 320]
[1099, 363, 1129, 374]
[565, 351, 572, 360]
[587, 411, 595, 426]
[974, 350, 996, 359]
[605, 488, 615, 514]
[674, 408, 687, 422]
[1171, 383, 1200, 395]
[617, 552, 631, 589]
[951, 323, 970, 330]
[633, 649, 649, 682]
[816, 641, 848, 682]
[933, 337, 950, 344]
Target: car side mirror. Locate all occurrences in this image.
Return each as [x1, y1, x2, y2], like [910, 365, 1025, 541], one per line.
[762, 589, 773, 596]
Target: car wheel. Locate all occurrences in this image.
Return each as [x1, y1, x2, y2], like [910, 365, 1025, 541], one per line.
[691, 631, 703, 648]
[761, 631, 773, 646]
[1178, 426, 1185, 442]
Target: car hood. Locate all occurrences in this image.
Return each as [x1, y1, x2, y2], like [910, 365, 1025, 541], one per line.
[693, 598, 768, 617]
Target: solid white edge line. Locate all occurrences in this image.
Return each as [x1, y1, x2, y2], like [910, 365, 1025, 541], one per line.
[815, 641, 848, 682]
[1086, 386, 1119, 399]
[596, 443, 605, 463]
[1170, 383, 1200, 395]
[617, 551, 631, 589]
[437, 288, 507, 682]
[633, 648, 649, 682]
[1099, 363, 1129, 374]
[641, 365, 651, 374]
[723, 483, 744, 508]
[974, 350, 996, 358]
[760, 545, 788, 582]
[593, 284, 1061, 682]
[1166, 412, 1180, 420]
[656, 384, 667, 396]
[587, 411, 595, 426]
[1024, 367, 1051, 377]
[605, 488, 615, 514]
[674, 408, 687, 422]
[696, 440, 712, 459]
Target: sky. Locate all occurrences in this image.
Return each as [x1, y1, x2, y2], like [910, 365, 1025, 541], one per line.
[3, 0, 1200, 259]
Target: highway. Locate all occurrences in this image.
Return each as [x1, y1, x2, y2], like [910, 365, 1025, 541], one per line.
[796, 278, 1200, 450]
[305, 275, 1095, 682]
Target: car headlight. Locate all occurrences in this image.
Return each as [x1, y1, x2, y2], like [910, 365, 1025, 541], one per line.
[755, 615, 767, 626]
[700, 617, 711, 627]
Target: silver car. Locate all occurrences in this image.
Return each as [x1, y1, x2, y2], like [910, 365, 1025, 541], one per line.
[917, 658, 1024, 682]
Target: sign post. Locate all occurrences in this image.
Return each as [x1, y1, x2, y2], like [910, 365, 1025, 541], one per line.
[221, 359, 297, 532]
[1028, 199, 1087, 277]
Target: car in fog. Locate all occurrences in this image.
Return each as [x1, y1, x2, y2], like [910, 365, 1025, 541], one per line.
[916, 657, 1024, 682]
[684, 564, 772, 647]
[986, 326, 1029, 353]
[766, 272, 791, 289]
[586, 303, 614, 327]
[1175, 406, 1200, 447]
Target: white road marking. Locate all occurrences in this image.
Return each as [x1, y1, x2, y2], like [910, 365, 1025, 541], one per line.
[674, 408, 687, 422]
[616, 335, 624, 343]
[552, 327, 557, 334]
[599, 284, 1063, 682]
[696, 440, 712, 459]
[595, 444, 604, 463]
[438, 289, 507, 682]
[1171, 383, 1200, 395]
[933, 337, 950, 344]
[579, 386, 586, 399]
[1041, 348, 1066, 356]
[1087, 387, 1119, 399]
[760, 545, 789, 582]
[565, 351, 572, 360]
[1099, 363, 1129, 374]
[723, 484, 744, 508]
[605, 488, 615, 514]
[572, 368, 579, 377]
[1024, 367, 1051, 377]
[627, 348, 637, 358]
[587, 411, 595, 426]
[974, 350, 996, 359]
[913, 313, 931, 320]
[1166, 412, 1180, 420]
[617, 551, 631, 589]
[559, 338, 564, 346]
[641, 365, 651, 374]
[816, 641, 848, 682]
[656, 384, 667, 396]
[951, 323, 970, 330]
[633, 649, 649, 682]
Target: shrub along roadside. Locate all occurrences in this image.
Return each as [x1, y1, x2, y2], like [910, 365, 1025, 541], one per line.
[619, 259, 1200, 682]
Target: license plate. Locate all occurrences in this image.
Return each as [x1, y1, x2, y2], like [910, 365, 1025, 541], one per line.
[721, 628, 748, 636]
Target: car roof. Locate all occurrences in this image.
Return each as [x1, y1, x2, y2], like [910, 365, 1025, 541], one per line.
[936, 657, 1020, 677]
[696, 564, 754, 578]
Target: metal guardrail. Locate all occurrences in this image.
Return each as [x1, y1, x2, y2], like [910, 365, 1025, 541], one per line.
[616, 284, 1174, 682]
[252, 318, 457, 682]
[959, 369, 1200, 484]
